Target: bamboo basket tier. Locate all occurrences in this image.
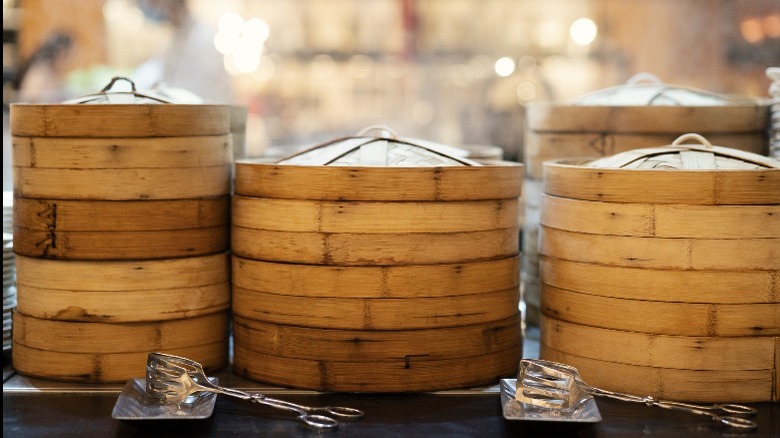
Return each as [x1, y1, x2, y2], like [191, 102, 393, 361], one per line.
[12, 310, 229, 383]
[232, 127, 523, 391]
[15, 253, 230, 323]
[539, 133, 780, 402]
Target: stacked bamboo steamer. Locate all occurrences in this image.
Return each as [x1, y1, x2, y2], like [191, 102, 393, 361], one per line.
[232, 127, 523, 392]
[523, 74, 771, 325]
[10, 77, 232, 382]
[539, 133, 779, 403]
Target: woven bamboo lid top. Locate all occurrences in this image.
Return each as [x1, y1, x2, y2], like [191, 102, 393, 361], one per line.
[278, 126, 482, 167]
[573, 73, 766, 107]
[586, 133, 780, 170]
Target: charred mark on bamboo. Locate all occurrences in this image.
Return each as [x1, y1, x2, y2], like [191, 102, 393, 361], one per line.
[404, 354, 429, 369]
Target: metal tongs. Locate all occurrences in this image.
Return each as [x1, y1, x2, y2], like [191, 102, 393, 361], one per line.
[516, 359, 758, 431]
[145, 353, 364, 430]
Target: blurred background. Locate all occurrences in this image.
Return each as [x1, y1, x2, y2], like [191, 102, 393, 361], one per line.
[3, 0, 779, 190]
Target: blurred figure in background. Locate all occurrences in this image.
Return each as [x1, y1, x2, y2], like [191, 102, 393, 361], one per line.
[16, 31, 74, 103]
[133, 0, 233, 103]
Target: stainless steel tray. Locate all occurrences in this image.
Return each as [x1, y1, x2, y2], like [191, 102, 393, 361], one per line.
[111, 377, 218, 420]
[500, 379, 602, 423]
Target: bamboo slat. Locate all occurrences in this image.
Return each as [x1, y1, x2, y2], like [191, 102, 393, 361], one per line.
[543, 159, 780, 205]
[540, 194, 780, 238]
[232, 196, 519, 233]
[232, 313, 521, 361]
[232, 255, 519, 298]
[14, 253, 229, 291]
[13, 166, 231, 200]
[17, 283, 229, 323]
[540, 315, 777, 370]
[540, 344, 775, 403]
[13, 226, 228, 260]
[540, 226, 779, 270]
[527, 103, 769, 133]
[232, 227, 519, 266]
[232, 287, 520, 330]
[233, 344, 520, 392]
[234, 161, 523, 201]
[12, 311, 229, 353]
[13, 197, 229, 231]
[11, 135, 232, 168]
[542, 284, 778, 336]
[12, 339, 228, 383]
[539, 256, 777, 304]
[524, 132, 768, 179]
[10, 104, 231, 137]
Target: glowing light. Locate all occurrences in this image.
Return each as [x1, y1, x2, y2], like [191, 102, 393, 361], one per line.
[494, 57, 515, 77]
[243, 18, 270, 43]
[516, 81, 536, 101]
[233, 42, 262, 73]
[570, 18, 597, 46]
[214, 31, 240, 55]
[219, 13, 244, 33]
[740, 18, 764, 43]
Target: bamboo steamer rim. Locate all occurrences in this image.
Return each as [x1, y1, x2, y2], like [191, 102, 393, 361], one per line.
[539, 315, 776, 370]
[232, 313, 521, 361]
[231, 255, 520, 298]
[540, 283, 779, 337]
[11, 339, 228, 383]
[11, 77, 230, 137]
[539, 255, 777, 304]
[540, 344, 775, 403]
[234, 160, 523, 201]
[12, 310, 229, 353]
[14, 252, 229, 291]
[233, 343, 520, 392]
[16, 282, 230, 323]
[232, 286, 520, 330]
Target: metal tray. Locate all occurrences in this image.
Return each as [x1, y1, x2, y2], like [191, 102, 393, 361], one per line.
[111, 377, 218, 420]
[500, 379, 602, 423]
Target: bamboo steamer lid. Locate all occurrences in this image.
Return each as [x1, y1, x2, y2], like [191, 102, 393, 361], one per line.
[12, 310, 229, 382]
[10, 77, 230, 138]
[525, 74, 771, 179]
[11, 77, 232, 201]
[234, 126, 522, 201]
[544, 133, 780, 204]
[15, 253, 229, 322]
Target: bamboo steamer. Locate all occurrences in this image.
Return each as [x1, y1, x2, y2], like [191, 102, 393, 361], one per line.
[522, 75, 771, 326]
[232, 127, 523, 391]
[539, 133, 780, 402]
[9, 78, 232, 381]
[12, 310, 229, 383]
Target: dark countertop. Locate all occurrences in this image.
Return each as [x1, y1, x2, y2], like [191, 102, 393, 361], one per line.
[3, 333, 778, 438]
